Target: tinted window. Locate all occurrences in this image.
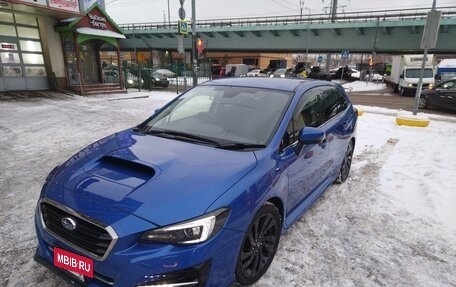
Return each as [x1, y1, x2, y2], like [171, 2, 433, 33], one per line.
[439, 80, 455, 90]
[320, 88, 348, 122]
[285, 87, 322, 146]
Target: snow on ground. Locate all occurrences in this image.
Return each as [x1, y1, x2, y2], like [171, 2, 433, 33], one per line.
[343, 80, 387, 92]
[0, 89, 455, 287]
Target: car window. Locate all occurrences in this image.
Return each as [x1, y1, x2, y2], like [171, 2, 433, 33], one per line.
[146, 86, 292, 145]
[320, 88, 348, 123]
[440, 80, 455, 90]
[282, 87, 322, 150]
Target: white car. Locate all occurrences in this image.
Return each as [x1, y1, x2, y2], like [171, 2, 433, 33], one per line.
[154, 68, 176, 78]
[245, 69, 267, 77]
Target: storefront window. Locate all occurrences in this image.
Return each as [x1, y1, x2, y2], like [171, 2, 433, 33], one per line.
[15, 14, 38, 26]
[1, 52, 20, 64]
[17, 26, 39, 39]
[2, 66, 22, 77]
[0, 11, 14, 23]
[20, 40, 42, 52]
[22, 53, 44, 64]
[0, 24, 17, 37]
[25, 66, 46, 76]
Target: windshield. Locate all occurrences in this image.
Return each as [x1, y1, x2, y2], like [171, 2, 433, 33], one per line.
[405, 68, 434, 78]
[142, 85, 292, 146]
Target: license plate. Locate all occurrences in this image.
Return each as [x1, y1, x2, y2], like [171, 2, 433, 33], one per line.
[53, 247, 94, 279]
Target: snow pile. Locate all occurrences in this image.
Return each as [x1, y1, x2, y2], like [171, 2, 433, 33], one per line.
[0, 91, 455, 287]
[343, 80, 387, 92]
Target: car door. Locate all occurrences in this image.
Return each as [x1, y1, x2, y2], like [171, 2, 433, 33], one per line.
[318, 87, 353, 179]
[278, 87, 330, 224]
[438, 80, 456, 108]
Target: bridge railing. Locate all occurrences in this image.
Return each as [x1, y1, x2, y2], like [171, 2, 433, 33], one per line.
[119, 6, 456, 31]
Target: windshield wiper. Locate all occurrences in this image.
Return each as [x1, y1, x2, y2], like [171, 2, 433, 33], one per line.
[216, 143, 266, 150]
[143, 129, 221, 145]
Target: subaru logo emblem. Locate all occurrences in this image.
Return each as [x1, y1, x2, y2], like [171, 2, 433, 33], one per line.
[61, 217, 77, 231]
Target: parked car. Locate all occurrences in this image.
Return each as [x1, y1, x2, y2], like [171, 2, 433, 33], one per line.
[124, 71, 143, 88]
[142, 69, 170, 88]
[419, 78, 456, 110]
[308, 66, 331, 81]
[102, 69, 120, 84]
[245, 69, 268, 77]
[269, 68, 294, 78]
[332, 66, 358, 80]
[34, 78, 357, 287]
[154, 68, 176, 78]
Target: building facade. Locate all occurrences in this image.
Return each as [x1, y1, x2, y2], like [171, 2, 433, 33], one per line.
[0, 0, 124, 94]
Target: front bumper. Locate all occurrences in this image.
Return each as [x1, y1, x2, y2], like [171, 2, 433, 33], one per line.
[34, 249, 212, 287]
[34, 203, 243, 287]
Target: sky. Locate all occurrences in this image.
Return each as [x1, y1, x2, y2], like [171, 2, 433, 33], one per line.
[1, 84, 455, 286]
[105, 0, 456, 24]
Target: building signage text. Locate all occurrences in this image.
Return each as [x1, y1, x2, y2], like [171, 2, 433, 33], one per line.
[49, 0, 79, 13]
[88, 13, 107, 29]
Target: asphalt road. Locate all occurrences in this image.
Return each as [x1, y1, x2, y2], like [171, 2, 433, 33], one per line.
[348, 88, 456, 117]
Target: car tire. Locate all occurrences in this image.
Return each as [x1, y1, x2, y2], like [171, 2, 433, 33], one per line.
[393, 84, 399, 93]
[235, 203, 281, 286]
[335, 140, 354, 184]
[418, 96, 428, 109]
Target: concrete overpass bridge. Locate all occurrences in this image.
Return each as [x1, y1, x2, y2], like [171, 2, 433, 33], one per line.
[117, 6, 456, 54]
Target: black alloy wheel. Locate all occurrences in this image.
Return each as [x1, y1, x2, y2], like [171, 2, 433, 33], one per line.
[236, 204, 281, 286]
[336, 140, 354, 183]
[418, 96, 428, 109]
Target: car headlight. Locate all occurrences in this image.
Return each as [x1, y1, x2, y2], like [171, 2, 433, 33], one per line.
[407, 83, 413, 87]
[280, 74, 285, 78]
[428, 83, 434, 89]
[141, 208, 230, 245]
[155, 77, 161, 81]
[127, 79, 133, 84]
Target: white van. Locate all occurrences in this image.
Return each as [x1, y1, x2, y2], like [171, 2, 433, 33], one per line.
[225, 64, 249, 77]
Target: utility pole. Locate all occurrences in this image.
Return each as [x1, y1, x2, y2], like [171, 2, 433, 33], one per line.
[191, 0, 197, 86]
[167, 0, 171, 26]
[325, 0, 338, 74]
[305, 6, 311, 71]
[300, 0, 304, 20]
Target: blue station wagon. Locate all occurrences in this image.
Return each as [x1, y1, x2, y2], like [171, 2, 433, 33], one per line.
[34, 78, 357, 287]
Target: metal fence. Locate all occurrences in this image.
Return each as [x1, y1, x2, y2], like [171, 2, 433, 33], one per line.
[121, 62, 213, 93]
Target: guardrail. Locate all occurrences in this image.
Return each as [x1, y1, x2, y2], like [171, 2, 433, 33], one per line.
[119, 6, 456, 31]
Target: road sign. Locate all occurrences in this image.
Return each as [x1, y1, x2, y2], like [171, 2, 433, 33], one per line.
[421, 10, 441, 49]
[178, 20, 188, 34]
[178, 7, 186, 20]
[341, 50, 350, 59]
[317, 55, 323, 63]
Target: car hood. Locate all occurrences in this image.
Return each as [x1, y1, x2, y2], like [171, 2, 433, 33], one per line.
[48, 130, 257, 226]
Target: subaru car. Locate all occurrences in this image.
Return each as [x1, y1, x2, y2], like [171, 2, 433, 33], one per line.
[34, 77, 357, 287]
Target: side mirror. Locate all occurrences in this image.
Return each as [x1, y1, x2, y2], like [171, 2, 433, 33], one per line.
[295, 127, 326, 155]
[399, 74, 404, 79]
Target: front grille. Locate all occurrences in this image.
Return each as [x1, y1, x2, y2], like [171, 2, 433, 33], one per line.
[40, 202, 113, 259]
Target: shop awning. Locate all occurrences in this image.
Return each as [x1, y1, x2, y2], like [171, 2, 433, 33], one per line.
[76, 27, 126, 39]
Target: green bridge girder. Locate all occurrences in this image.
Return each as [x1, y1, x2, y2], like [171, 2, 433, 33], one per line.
[118, 7, 456, 54]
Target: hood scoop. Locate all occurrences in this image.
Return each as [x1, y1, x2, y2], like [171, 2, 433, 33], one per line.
[85, 155, 156, 188]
